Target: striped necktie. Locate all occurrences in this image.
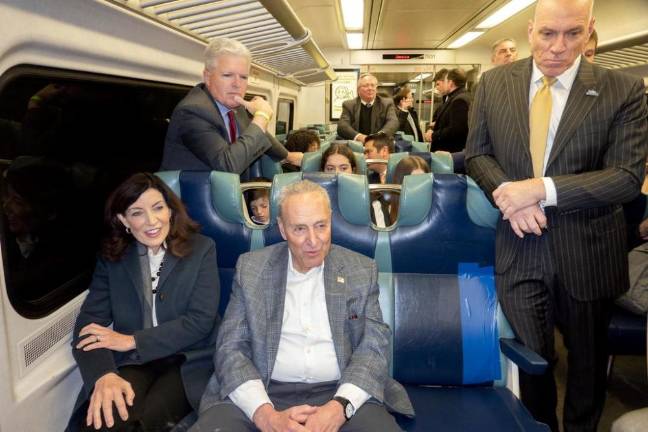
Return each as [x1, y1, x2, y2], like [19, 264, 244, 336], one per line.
[529, 76, 557, 177]
[227, 110, 237, 144]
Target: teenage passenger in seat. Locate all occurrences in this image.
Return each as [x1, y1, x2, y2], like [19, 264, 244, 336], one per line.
[68, 173, 220, 432]
[161, 37, 302, 180]
[320, 142, 357, 174]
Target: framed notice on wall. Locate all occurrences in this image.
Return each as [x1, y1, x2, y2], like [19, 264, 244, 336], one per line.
[330, 69, 359, 120]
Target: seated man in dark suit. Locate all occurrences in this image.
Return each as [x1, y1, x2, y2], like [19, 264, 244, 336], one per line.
[337, 73, 399, 143]
[429, 68, 471, 153]
[161, 37, 302, 180]
[191, 180, 414, 432]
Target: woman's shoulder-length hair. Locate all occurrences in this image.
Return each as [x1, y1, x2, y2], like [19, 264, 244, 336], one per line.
[101, 172, 199, 261]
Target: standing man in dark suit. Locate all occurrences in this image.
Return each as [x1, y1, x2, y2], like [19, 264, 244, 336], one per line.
[466, 1, 648, 431]
[428, 68, 471, 153]
[337, 73, 399, 143]
[161, 37, 302, 179]
[191, 180, 414, 432]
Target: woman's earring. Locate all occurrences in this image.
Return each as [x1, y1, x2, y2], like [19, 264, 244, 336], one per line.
[125, 227, 131, 234]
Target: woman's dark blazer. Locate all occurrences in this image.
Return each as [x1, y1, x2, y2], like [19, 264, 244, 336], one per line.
[70, 233, 220, 418]
[396, 108, 423, 141]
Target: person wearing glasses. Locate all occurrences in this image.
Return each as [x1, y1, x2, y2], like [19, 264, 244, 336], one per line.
[337, 73, 399, 143]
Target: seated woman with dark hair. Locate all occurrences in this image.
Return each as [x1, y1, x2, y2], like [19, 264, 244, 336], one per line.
[390, 156, 431, 223]
[320, 142, 356, 174]
[68, 173, 220, 432]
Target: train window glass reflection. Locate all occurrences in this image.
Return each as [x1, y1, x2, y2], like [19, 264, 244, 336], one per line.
[0, 65, 189, 318]
[276, 98, 294, 136]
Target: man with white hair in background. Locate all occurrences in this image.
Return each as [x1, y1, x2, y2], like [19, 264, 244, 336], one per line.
[161, 37, 302, 179]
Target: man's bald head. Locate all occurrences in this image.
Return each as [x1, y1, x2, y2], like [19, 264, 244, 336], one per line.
[528, 0, 595, 76]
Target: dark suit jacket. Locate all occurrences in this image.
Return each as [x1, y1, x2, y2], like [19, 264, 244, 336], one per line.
[431, 87, 471, 153]
[70, 234, 220, 418]
[199, 242, 414, 417]
[466, 57, 648, 301]
[337, 95, 399, 140]
[160, 84, 288, 178]
[396, 107, 423, 142]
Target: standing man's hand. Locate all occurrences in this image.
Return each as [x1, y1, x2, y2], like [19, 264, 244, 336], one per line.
[304, 400, 346, 432]
[253, 403, 316, 432]
[235, 95, 274, 132]
[354, 134, 367, 143]
[493, 178, 546, 219]
[286, 152, 304, 167]
[507, 204, 547, 238]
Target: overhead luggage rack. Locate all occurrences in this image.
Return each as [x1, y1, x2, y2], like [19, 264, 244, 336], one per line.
[112, 0, 336, 85]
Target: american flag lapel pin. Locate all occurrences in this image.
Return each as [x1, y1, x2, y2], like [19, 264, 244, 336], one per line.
[337, 276, 345, 283]
[585, 89, 599, 97]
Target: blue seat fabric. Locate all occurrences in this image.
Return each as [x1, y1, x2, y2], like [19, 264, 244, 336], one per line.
[390, 174, 495, 274]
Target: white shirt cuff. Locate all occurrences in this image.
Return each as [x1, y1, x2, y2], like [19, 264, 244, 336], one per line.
[335, 383, 371, 411]
[541, 177, 557, 207]
[228, 379, 273, 421]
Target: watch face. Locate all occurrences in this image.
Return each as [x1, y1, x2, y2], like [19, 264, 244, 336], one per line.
[345, 403, 354, 418]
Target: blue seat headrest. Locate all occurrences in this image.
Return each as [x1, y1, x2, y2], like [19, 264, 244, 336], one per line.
[209, 171, 246, 224]
[396, 174, 434, 226]
[156, 171, 181, 198]
[466, 176, 499, 229]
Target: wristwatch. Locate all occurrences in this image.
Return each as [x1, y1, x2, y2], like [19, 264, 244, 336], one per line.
[333, 396, 355, 421]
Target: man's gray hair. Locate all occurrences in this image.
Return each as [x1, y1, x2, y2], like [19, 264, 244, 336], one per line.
[491, 38, 516, 54]
[204, 37, 251, 70]
[277, 180, 331, 219]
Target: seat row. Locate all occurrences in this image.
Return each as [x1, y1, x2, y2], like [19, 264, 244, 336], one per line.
[158, 169, 550, 432]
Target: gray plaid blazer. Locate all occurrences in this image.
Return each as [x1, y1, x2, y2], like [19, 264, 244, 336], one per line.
[466, 56, 648, 301]
[199, 242, 414, 417]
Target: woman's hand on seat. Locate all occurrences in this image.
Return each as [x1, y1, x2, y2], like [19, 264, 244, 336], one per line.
[77, 323, 136, 352]
[87, 372, 134, 429]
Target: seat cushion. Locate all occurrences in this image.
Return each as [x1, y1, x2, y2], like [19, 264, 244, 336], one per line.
[396, 386, 550, 432]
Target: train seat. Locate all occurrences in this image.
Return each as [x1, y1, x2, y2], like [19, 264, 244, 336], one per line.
[391, 270, 550, 431]
[263, 172, 380, 263]
[247, 154, 283, 178]
[386, 151, 453, 182]
[156, 170, 260, 315]
[389, 174, 498, 274]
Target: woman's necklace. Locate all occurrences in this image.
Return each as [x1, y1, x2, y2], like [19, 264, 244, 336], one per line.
[151, 255, 165, 294]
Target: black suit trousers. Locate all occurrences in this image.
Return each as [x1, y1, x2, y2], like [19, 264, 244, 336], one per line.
[497, 234, 612, 432]
[77, 356, 191, 432]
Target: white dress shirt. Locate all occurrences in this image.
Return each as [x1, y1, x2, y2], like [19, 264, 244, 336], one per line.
[228, 252, 371, 420]
[529, 57, 581, 206]
[148, 247, 165, 327]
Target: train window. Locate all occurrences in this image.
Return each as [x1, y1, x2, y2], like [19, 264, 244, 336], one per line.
[276, 98, 294, 136]
[0, 65, 189, 318]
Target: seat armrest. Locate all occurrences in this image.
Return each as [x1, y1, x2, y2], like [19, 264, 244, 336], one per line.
[500, 338, 548, 375]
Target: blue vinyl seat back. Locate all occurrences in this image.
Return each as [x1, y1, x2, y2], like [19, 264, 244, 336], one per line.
[392, 267, 500, 385]
[160, 171, 253, 315]
[263, 172, 377, 260]
[386, 151, 453, 183]
[390, 174, 497, 274]
[301, 150, 367, 174]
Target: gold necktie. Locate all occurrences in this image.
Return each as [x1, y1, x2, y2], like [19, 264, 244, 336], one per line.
[529, 76, 556, 177]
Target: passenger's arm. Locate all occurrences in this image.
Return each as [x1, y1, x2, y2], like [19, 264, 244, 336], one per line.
[465, 74, 510, 204]
[337, 101, 359, 140]
[72, 258, 119, 395]
[176, 107, 275, 174]
[379, 101, 400, 136]
[550, 78, 648, 212]
[338, 260, 391, 404]
[132, 241, 220, 363]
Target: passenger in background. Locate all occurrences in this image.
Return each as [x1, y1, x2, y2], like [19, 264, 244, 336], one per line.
[337, 73, 399, 143]
[584, 29, 598, 63]
[466, 0, 648, 430]
[426, 68, 449, 138]
[364, 132, 394, 184]
[244, 178, 271, 225]
[68, 173, 220, 432]
[320, 142, 357, 174]
[389, 156, 431, 224]
[192, 180, 414, 432]
[491, 38, 519, 66]
[282, 129, 320, 172]
[429, 68, 471, 153]
[393, 88, 423, 143]
[161, 37, 302, 179]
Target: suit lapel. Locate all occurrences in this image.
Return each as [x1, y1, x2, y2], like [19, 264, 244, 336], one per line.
[264, 244, 289, 379]
[508, 58, 534, 176]
[546, 58, 600, 170]
[371, 97, 380, 133]
[121, 243, 150, 327]
[155, 250, 178, 292]
[353, 97, 362, 131]
[323, 250, 347, 369]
